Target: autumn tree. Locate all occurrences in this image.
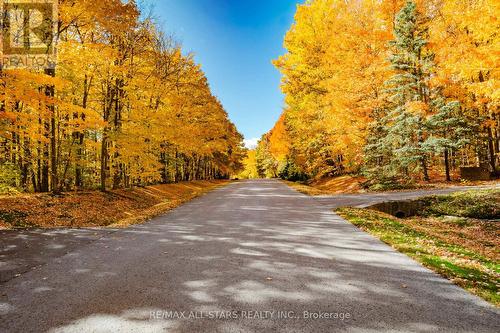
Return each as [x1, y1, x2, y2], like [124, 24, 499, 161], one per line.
[270, 0, 497, 186]
[273, 0, 392, 178]
[431, 0, 499, 173]
[0, 0, 244, 193]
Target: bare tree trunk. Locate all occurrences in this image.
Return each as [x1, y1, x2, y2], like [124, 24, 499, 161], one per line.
[487, 126, 496, 172]
[444, 149, 451, 181]
[75, 75, 90, 189]
[100, 133, 108, 191]
[45, 68, 59, 193]
[421, 156, 430, 182]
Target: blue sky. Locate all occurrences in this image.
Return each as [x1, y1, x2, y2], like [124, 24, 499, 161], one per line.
[149, 0, 301, 147]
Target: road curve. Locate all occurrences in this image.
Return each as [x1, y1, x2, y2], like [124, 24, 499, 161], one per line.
[0, 179, 498, 332]
[312, 184, 500, 209]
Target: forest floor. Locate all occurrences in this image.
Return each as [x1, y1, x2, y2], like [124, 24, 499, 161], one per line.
[337, 189, 500, 306]
[285, 175, 500, 196]
[0, 180, 229, 229]
[284, 175, 366, 195]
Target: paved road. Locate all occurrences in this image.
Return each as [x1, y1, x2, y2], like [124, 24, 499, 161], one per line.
[312, 184, 500, 209]
[0, 180, 498, 332]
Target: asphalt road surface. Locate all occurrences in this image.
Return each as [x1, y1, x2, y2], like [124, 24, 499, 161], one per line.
[0, 180, 498, 332]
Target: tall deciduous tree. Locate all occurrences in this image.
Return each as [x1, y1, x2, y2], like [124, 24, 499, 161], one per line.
[0, 0, 244, 193]
[268, 0, 496, 186]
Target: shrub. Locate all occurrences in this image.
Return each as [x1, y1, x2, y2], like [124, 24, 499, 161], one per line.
[0, 162, 21, 194]
[278, 159, 308, 181]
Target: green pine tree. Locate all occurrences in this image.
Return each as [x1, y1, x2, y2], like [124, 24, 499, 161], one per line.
[363, 107, 398, 187]
[366, 1, 434, 185]
[425, 98, 470, 181]
[365, 1, 470, 186]
[387, 0, 434, 181]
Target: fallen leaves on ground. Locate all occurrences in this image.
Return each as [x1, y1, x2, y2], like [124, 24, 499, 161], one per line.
[0, 180, 229, 229]
[337, 207, 499, 306]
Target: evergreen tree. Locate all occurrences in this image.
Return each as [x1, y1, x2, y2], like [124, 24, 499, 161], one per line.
[425, 98, 470, 181]
[363, 107, 397, 186]
[369, 1, 434, 184]
[277, 157, 308, 181]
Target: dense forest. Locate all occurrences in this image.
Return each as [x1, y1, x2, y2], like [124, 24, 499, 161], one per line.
[256, 0, 499, 188]
[0, 0, 245, 193]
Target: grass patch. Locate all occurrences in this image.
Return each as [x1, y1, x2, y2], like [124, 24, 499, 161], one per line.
[0, 180, 230, 229]
[337, 207, 500, 306]
[420, 189, 499, 219]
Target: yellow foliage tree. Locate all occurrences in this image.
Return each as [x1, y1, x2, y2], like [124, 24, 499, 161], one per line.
[269, 0, 499, 182]
[0, 0, 244, 193]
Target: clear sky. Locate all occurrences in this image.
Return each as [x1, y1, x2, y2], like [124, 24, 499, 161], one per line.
[149, 0, 301, 147]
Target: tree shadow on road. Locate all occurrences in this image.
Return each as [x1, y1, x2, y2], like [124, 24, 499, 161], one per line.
[1, 180, 498, 332]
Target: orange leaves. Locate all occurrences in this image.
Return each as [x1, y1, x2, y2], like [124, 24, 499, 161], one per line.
[0, 111, 18, 122]
[269, 0, 499, 178]
[405, 101, 429, 116]
[272, 0, 395, 174]
[268, 114, 290, 161]
[431, 0, 499, 109]
[1, 0, 244, 191]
